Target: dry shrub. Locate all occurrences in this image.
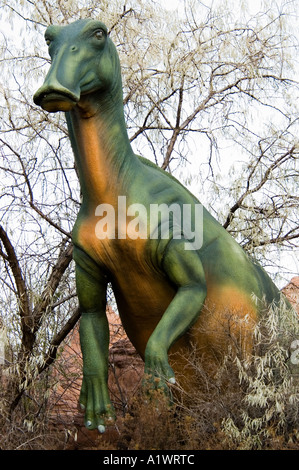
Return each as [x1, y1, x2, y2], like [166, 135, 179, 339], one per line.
[0, 366, 67, 450]
[0, 326, 83, 450]
[219, 299, 299, 450]
[114, 299, 299, 450]
[113, 384, 194, 451]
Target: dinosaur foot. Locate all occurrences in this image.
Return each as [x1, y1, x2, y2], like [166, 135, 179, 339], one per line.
[79, 402, 115, 433]
[144, 341, 176, 391]
[143, 354, 176, 399]
[79, 374, 115, 433]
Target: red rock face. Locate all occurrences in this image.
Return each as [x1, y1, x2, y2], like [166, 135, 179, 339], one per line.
[282, 276, 299, 314]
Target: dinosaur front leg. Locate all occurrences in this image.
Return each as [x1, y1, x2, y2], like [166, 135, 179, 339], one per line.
[145, 239, 207, 385]
[74, 251, 114, 432]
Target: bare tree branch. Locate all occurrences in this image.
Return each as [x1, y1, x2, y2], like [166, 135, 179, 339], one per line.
[0, 224, 34, 350]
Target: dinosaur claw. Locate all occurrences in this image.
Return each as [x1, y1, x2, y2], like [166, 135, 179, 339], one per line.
[98, 425, 105, 433]
[168, 377, 176, 384]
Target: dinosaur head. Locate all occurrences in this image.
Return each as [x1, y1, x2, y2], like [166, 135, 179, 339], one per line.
[33, 19, 121, 113]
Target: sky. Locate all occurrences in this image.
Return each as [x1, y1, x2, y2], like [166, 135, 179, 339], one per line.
[160, 0, 265, 14]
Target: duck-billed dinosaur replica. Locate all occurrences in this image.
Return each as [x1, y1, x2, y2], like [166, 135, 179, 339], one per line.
[33, 19, 282, 432]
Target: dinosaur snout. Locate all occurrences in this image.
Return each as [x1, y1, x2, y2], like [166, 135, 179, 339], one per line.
[34, 70, 81, 113]
[34, 82, 80, 112]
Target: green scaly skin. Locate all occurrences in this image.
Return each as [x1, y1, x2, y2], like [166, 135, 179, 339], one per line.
[34, 19, 283, 432]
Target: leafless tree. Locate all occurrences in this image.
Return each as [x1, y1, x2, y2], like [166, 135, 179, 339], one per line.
[0, 0, 298, 414]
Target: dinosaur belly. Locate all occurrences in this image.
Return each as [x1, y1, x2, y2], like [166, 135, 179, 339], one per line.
[111, 264, 176, 358]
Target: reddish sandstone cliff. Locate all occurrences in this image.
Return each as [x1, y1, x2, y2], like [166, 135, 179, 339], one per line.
[282, 276, 299, 314]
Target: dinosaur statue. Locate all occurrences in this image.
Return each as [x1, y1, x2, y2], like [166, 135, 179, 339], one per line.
[33, 19, 282, 432]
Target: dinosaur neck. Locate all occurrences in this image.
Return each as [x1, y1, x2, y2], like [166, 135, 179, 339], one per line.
[66, 91, 136, 208]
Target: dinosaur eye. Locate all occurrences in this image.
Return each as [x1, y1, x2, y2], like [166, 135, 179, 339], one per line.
[94, 30, 104, 40]
[45, 38, 51, 46]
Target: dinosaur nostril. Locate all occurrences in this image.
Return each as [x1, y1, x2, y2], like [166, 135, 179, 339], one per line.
[71, 45, 78, 52]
